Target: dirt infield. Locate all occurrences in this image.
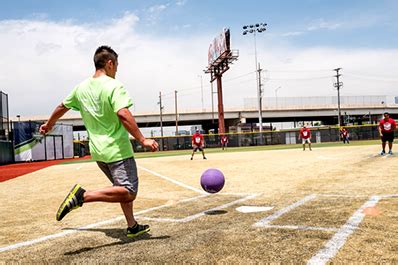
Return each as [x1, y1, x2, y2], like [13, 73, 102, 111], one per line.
[0, 157, 91, 182]
[1, 145, 397, 263]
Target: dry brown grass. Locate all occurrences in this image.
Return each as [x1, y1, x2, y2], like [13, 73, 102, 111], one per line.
[1, 144, 398, 263]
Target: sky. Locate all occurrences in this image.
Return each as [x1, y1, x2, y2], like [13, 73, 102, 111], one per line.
[1, 0, 398, 118]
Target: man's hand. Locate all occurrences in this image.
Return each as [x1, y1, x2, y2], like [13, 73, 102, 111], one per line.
[141, 139, 159, 152]
[39, 123, 52, 135]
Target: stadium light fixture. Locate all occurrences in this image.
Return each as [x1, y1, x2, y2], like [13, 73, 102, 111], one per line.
[242, 22, 268, 133]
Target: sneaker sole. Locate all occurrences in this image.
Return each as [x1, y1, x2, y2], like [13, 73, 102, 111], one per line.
[56, 184, 82, 221]
[127, 227, 150, 238]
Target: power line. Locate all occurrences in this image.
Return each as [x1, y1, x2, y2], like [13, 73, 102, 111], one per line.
[345, 70, 397, 79]
[344, 73, 398, 82]
[267, 76, 332, 81]
[267, 69, 333, 73]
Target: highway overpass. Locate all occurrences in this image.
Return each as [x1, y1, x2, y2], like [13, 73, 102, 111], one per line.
[21, 104, 398, 133]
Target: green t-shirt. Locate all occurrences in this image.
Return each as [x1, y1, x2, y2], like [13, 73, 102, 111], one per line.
[63, 75, 134, 163]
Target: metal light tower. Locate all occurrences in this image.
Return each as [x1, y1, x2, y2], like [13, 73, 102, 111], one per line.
[243, 22, 267, 132]
[198, 75, 204, 111]
[275, 86, 281, 109]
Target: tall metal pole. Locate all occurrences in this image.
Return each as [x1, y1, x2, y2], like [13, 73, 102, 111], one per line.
[257, 62, 263, 132]
[243, 23, 267, 132]
[158, 91, 164, 151]
[217, 76, 225, 134]
[199, 75, 204, 111]
[211, 81, 215, 124]
[253, 32, 263, 132]
[334, 68, 343, 126]
[275, 86, 281, 109]
[174, 90, 178, 136]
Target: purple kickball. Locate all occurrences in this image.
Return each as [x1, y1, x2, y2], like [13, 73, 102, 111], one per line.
[200, 168, 225, 193]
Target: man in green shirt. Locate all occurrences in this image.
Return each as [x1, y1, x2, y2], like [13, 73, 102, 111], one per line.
[40, 46, 158, 238]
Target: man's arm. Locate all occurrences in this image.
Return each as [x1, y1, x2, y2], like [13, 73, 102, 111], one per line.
[39, 103, 70, 134]
[117, 108, 158, 151]
[378, 124, 383, 136]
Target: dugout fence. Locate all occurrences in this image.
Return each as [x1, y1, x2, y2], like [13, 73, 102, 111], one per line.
[0, 91, 13, 165]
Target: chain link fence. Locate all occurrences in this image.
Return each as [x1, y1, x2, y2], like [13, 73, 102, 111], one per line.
[131, 125, 380, 152]
[0, 91, 13, 165]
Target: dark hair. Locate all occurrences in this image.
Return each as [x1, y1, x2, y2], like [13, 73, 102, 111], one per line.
[93, 45, 118, 70]
[384, 112, 390, 115]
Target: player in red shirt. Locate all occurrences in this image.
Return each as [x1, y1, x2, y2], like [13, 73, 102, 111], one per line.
[191, 129, 207, 160]
[220, 134, 229, 150]
[378, 112, 396, 155]
[299, 126, 312, 151]
[340, 127, 350, 144]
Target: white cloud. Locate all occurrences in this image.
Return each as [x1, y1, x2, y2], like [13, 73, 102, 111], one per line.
[307, 19, 342, 31]
[148, 4, 168, 13]
[281, 31, 303, 37]
[176, 0, 187, 6]
[0, 13, 397, 119]
[146, 4, 169, 25]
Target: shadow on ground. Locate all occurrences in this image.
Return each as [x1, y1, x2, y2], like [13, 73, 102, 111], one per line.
[204, 210, 228, 215]
[63, 227, 170, 256]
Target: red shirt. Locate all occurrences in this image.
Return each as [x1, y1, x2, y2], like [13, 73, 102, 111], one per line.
[340, 129, 349, 137]
[379, 118, 396, 133]
[192, 133, 204, 145]
[300, 128, 311, 139]
[221, 136, 228, 144]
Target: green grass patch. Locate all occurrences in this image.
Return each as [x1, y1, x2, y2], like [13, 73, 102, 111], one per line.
[59, 139, 379, 165]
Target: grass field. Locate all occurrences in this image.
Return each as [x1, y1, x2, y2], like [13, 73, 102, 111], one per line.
[1, 141, 397, 263]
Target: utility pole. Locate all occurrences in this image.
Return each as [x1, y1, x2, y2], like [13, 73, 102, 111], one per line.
[334, 68, 343, 127]
[158, 91, 164, 151]
[257, 63, 263, 133]
[174, 90, 178, 136]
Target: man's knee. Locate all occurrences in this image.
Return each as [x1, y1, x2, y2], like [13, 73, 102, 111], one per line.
[117, 186, 136, 202]
[125, 190, 136, 202]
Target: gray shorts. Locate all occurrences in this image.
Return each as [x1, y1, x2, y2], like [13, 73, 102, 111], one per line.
[96, 157, 138, 194]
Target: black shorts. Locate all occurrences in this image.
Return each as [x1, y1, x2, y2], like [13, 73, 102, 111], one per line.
[382, 132, 394, 143]
[193, 145, 204, 152]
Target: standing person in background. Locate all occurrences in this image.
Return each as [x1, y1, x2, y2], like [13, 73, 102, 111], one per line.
[191, 129, 207, 160]
[299, 125, 312, 151]
[220, 134, 229, 150]
[379, 112, 396, 155]
[340, 127, 350, 144]
[40, 45, 158, 238]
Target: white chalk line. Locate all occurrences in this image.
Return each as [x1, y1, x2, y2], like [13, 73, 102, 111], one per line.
[307, 195, 381, 265]
[262, 224, 338, 232]
[137, 165, 206, 194]
[253, 194, 317, 227]
[380, 194, 398, 199]
[0, 164, 226, 253]
[0, 163, 212, 253]
[0, 193, 210, 253]
[319, 194, 370, 198]
[139, 194, 258, 223]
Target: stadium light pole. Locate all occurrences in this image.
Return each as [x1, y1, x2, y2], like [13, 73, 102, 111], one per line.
[243, 23, 267, 132]
[158, 91, 164, 151]
[275, 86, 281, 109]
[198, 75, 204, 111]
